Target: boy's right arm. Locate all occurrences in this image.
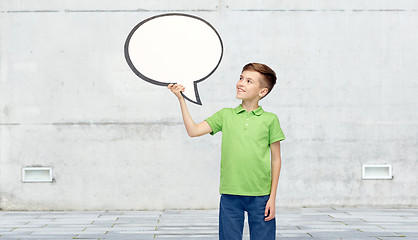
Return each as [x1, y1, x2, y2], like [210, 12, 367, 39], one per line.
[168, 84, 212, 137]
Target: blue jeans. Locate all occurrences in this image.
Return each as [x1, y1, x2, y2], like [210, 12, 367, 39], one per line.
[219, 194, 276, 240]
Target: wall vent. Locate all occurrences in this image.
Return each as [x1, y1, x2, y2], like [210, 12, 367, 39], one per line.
[362, 164, 392, 180]
[22, 167, 53, 183]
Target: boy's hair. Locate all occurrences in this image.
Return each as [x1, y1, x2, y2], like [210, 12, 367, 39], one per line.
[242, 63, 277, 97]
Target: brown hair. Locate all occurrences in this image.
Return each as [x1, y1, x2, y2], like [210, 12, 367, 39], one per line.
[242, 63, 277, 97]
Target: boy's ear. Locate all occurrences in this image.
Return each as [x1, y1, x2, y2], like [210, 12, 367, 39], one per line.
[259, 88, 269, 98]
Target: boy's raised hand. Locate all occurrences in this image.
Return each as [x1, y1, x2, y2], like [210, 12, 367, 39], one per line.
[167, 83, 185, 101]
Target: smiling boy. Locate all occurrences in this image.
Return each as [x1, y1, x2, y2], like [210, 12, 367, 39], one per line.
[168, 63, 285, 240]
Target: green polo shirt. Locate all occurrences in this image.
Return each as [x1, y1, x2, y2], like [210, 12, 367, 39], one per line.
[205, 105, 285, 196]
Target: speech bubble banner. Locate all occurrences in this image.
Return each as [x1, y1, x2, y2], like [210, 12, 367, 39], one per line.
[124, 13, 223, 105]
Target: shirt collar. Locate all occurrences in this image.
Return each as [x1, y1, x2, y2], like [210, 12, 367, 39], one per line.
[234, 105, 264, 116]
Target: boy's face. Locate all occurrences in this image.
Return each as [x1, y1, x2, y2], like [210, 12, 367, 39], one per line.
[236, 70, 268, 101]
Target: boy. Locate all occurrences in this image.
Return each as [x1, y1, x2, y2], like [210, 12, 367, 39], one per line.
[168, 63, 285, 240]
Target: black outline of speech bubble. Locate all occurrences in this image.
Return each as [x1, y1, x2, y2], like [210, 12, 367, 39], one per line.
[124, 13, 224, 105]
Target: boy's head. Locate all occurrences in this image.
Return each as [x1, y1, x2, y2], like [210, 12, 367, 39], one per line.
[241, 63, 277, 99]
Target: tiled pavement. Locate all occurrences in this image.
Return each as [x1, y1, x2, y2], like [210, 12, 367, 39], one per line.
[0, 208, 417, 239]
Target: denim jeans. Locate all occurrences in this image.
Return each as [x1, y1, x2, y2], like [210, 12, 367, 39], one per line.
[219, 194, 276, 240]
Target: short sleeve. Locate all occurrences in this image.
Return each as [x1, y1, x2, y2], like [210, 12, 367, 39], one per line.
[205, 108, 225, 135]
[269, 115, 285, 144]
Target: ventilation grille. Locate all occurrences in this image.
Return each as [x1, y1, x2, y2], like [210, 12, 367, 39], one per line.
[22, 167, 53, 183]
[362, 164, 392, 180]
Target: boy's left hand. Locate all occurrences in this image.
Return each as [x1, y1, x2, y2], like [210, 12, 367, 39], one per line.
[264, 197, 276, 221]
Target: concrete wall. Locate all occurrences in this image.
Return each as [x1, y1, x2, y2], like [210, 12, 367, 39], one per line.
[1, 0, 417, 210]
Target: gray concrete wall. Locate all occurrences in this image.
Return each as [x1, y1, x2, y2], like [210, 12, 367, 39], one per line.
[1, 0, 417, 210]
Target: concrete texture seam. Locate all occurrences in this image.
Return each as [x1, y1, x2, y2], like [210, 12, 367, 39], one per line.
[1, 122, 183, 126]
[1, 10, 59, 13]
[229, 9, 418, 12]
[2, 9, 418, 14]
[231, 9, 344, 12]
[64, 9, 218, 13]
[0, 9, 219, 14]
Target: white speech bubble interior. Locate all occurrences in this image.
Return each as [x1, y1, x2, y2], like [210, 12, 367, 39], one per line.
[125, 14, 223, 105]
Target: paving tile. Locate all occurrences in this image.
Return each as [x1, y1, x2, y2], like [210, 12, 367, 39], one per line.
[0, 208, 417, 239]
[155, 235, 218, 239]
[0, 237, 75, 240]
[378, 238, 411, 240]
[402, 233, 418, 237]
[100, 233, 155, 239]
[74, 233, 107, 239]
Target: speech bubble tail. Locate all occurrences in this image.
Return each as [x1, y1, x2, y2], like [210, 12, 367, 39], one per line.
[181, 81, 202, 105]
